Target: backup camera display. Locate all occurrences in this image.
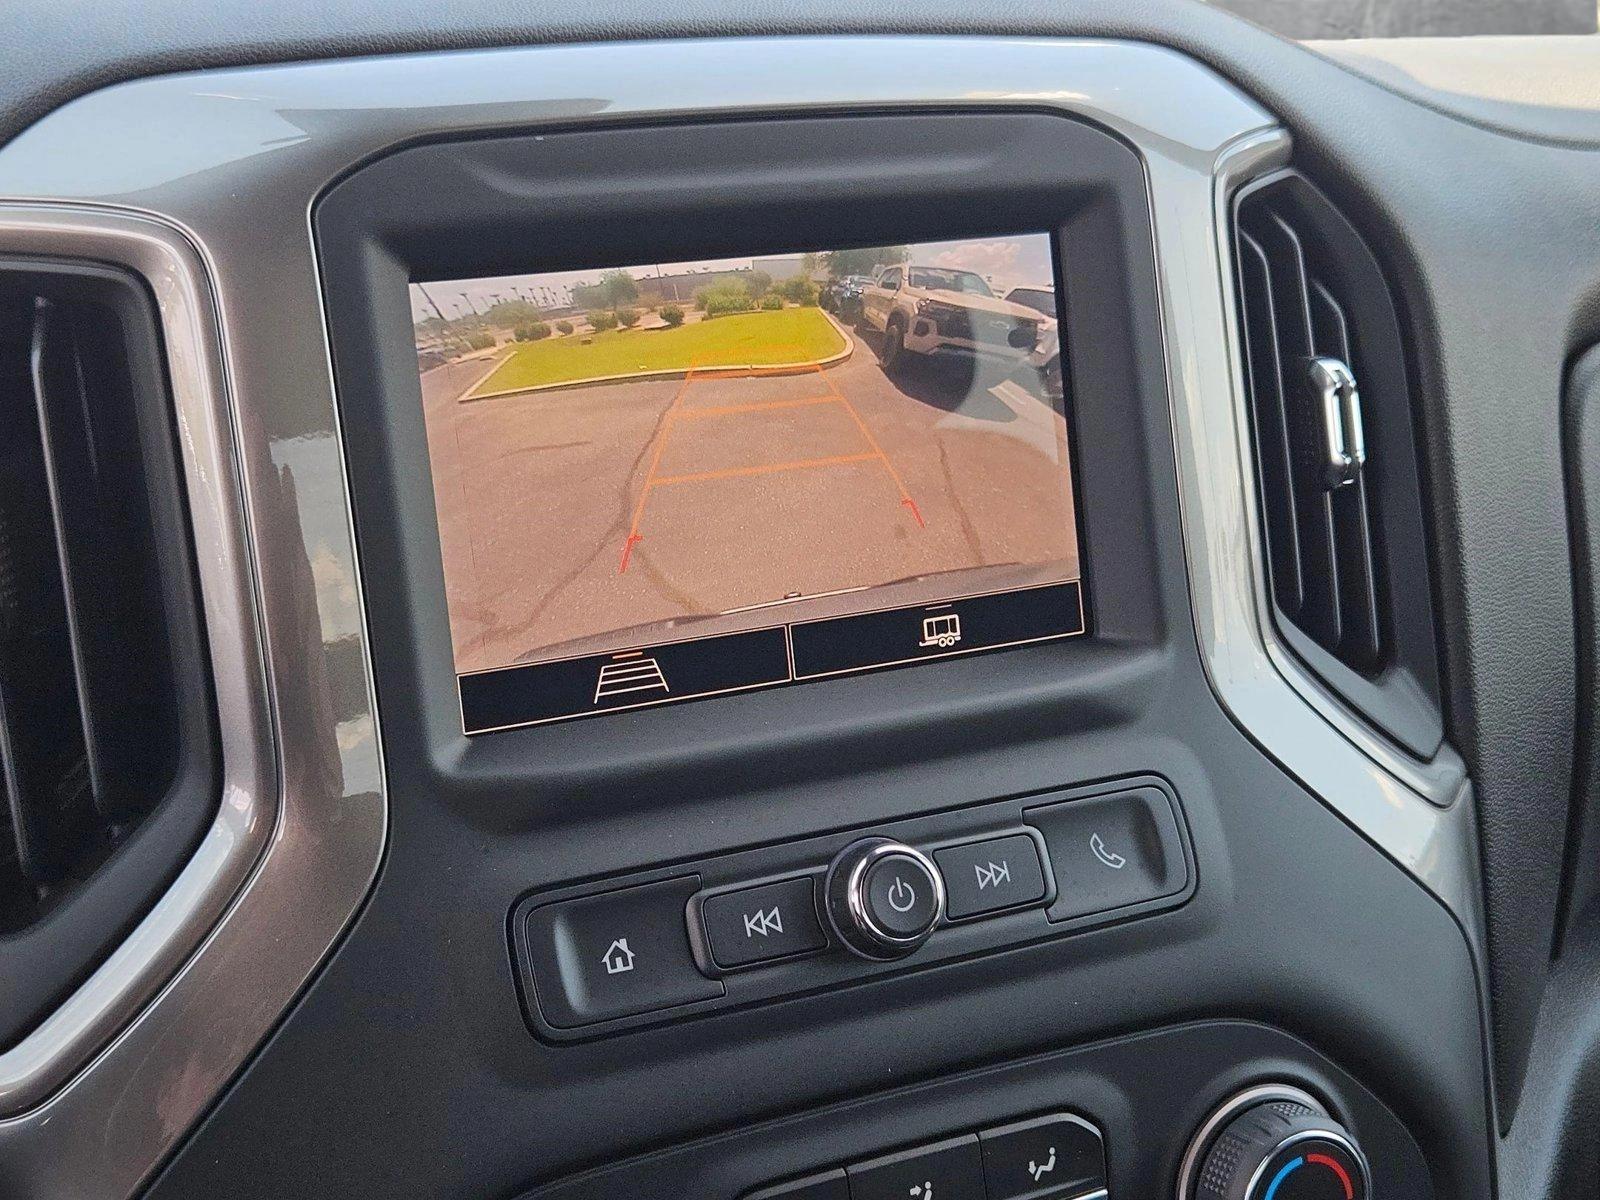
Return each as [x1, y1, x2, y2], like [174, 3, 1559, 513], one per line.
[412, 233, 1085, 731]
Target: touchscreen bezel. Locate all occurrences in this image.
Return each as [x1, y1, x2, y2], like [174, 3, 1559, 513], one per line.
[314, 109, 1171, 803]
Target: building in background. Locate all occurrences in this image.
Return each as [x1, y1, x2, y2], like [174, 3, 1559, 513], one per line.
[1213, 0, 1591, 39]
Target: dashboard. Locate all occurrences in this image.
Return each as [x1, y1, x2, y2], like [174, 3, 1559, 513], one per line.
[0, 5, 1596, 1199]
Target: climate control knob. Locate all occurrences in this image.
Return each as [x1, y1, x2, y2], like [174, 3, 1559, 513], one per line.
[1182, 1087, 1370, 1200]
[824, 838, 944, 960]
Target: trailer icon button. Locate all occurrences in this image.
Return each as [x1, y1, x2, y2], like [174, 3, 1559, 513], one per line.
[919, 610, 962, 649]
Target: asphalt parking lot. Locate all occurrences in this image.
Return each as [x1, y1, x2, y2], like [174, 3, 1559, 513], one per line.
[422, 326, 1080, 674]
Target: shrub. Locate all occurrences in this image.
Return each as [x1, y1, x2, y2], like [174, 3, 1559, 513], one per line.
[617, 307, 641, 328]
[588, 310, 619, 332]
[466, 332, 496, 350]
[698, 282, 755, 318]
[759, 295, 783, 311]
[555, 320, 573, 335]
[660, 304, 685, 328]
[513, 322, 552, 342]
[779, 277, 819, 306]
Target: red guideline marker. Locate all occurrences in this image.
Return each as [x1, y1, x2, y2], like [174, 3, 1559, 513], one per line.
[619, 533, 643, 574]
[902, 497, 926, 529]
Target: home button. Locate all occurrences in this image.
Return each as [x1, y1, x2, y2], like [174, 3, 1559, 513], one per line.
[523, 877, 723, 1028]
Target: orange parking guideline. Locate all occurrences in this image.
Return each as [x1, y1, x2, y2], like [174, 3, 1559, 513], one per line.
[650, 452, 880, 489]
[811, 361, 926, 529]
[619, 361, 699, 573]
[677, 393, 836, 421]
[618, 349, 927, 574]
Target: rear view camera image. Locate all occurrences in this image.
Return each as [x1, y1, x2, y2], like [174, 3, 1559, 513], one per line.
[412, 233, 1085, 730]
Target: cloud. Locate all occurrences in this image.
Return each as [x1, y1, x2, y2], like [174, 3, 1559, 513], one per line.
[929, 240, 1023, 280]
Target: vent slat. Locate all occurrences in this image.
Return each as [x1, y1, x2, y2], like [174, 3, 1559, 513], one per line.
[32, 299, 115, 817]
[31, 299, 166, 820]
[1237, 231, 1304, 614]
[0, 301, 95, 883]
[1256, 210, 1341, 649]
[1310, 280, 1382, 667]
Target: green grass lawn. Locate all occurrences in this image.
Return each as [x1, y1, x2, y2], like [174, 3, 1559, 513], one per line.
[469, 307, 846, 396]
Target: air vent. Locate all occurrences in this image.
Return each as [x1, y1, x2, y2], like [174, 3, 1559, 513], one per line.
[0, 262, 216, 1051]
[1232, 172, 1444, 758]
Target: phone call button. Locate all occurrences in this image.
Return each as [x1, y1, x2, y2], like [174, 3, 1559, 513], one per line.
[1025, 787, 1189, 922]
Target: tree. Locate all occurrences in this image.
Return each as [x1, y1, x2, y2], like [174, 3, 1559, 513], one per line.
[483, 298, 543, 328]
[599, 269, 639, 311]
[571, 281, 605, 309]
[746, 270, 773, 300]
[822, 245, 908, 279]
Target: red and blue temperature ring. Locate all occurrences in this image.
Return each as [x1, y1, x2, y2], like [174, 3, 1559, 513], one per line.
[1262, 1152, 1355, 1200]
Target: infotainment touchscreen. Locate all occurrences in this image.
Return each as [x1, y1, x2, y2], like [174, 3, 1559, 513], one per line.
[412, 233, 1085, 732]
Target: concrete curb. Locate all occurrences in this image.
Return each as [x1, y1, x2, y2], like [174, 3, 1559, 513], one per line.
[460, 308, 856, 403]
[449, 349, 514, 403]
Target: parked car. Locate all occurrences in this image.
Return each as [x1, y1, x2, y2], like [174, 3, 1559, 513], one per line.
[1003, 283, 1063, 397]
[821, 273, 874, 319]
[860, 264, 1044, 372]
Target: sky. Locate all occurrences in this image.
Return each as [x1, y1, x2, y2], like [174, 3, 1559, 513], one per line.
[409, 233, 1055, 322]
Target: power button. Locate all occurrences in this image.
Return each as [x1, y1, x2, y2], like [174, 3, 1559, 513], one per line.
[825, 839, 945, 960]
[865, 855, 941, 938]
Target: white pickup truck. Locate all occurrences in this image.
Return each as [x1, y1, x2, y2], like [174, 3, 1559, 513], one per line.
[858, 264, 1047, 374]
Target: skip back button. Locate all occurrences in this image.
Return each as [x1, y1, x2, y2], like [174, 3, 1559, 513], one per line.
[700, 877, 828, 970]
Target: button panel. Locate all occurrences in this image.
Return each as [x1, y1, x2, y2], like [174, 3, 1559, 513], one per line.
[747, 1114, 1107, 1200]
[510, 777, 1192, 1041]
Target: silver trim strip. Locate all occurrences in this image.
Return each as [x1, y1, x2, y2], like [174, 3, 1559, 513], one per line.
[840, 841, 946, 953]
[1241, 1128, 1371, 1200]
[0, 208, 386, 1193]
[0, 33, 1478, 1197]
[0, 211, 276, 1115]
[1176, 1083, 1326, 1197]
[1195, 131, 1484, 938]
